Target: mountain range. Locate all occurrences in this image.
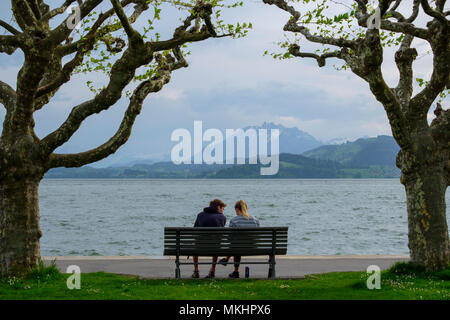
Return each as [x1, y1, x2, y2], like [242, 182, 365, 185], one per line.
[46, 123, 401, 179]
[245, 122, 323, 154]
[88, 122, 337, 167]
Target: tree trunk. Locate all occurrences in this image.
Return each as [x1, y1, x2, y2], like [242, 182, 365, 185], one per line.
[403, 167, 449, 271]
[0, 177, 42, 276]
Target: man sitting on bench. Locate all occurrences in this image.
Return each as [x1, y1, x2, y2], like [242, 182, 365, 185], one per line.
[192, 199, 227, 279]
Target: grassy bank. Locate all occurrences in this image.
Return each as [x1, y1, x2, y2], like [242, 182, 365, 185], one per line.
[0, 262, 449, 300]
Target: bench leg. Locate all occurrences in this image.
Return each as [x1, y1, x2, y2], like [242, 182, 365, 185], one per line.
[268, 255, 276, 279]
[175, 257, 181, 279]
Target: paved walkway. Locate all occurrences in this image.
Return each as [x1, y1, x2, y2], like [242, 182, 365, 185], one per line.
[43, 255, 410, 279]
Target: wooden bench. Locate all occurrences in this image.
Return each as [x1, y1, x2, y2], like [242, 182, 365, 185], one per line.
[164, 227, 288, 279]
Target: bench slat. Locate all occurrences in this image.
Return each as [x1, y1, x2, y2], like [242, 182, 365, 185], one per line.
[164, 234, 287, 238]
[165, 227, 287, 231]
[164, 239, 287, 244]
[164, 249, 287, 256]
[164, 245, 288, 249]
[164, 235, 288, 238]
[165, 239, 287, 242]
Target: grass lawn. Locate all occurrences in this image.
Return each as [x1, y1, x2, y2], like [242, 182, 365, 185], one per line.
[0, 262, 449, 300]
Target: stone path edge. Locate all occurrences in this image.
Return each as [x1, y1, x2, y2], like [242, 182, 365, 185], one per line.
[42, 255, 410, 261]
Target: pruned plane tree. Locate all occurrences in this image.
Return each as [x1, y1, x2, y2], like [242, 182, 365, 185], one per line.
[0, 0, 248, 276]
[263, 0, 450, 270]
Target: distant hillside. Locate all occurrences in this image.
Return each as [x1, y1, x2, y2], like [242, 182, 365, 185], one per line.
[46, 162, 234, 179]
[302, 135, 400, 168]
[46, 136, 402, 179]
[205, 153, 399, 179]
[46, 152, 400, 179]
[209, 153, 343, 178]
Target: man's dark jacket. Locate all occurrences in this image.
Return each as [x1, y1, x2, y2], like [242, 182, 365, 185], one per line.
[194, 207, 226, 227]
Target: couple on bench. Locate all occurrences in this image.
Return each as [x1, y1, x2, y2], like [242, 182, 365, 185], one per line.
[192, 199, 260, 279]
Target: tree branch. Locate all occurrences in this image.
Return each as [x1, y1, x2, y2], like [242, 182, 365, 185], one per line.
[288, 44, 343, 67]
[355, 1, 428, 40]
[55, 0, 222, 58]
[262, 0, 300, 19]
[0, 20, 20, 35]
[368, 68, 412, 150]
[0, 44, 17, 55]
[284, 22, 356, 48]
[149, 29, 219, 51]
[379, 0, 396, 16]
[436, 0, 446, 12]
[28, 0, 43, 20]
[393, 34, 416, 108]
[40, 1, 222, 155]
[355, 0, 368, 15]
[380, 20, 429, 39]
[37, 0, 147, 101]
[344, 29, 412, 150]
[0, 35, 22, 55]
[48, 49, 187, 168]
[4, 52, 49, 139]
[39, 39, 153, 155]
[421, 0, 447, 23]
[47, 0, 142, 48]
[263, 0, 356, 48]
[56, 0, 144, 56]
[36, 11, 120, 98]
[0, 81, 17, 110]
[405, 0, 421, 23]
[40, 0, 78, 22]
[110, 0, 140, 42]
[33, 56, 63, 111]
[265, 0, 413, 149]
[388, 0, 402, 12]
[47, 0, 103, 46]
[150, 2, 226, 51]
[431, 103, 449, 143]
[409, 19, 449, 119]
[11, 0, 38, 29]
[430, 104, 450, 186]
[384, 0, 420, 23]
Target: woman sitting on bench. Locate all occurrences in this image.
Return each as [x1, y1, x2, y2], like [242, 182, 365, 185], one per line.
[219, 200, 260, 278]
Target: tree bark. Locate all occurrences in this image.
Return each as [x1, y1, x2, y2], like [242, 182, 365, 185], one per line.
[0, 0, 226, 277]
[0, 177, 42, 276]
[402, 166, 449, 271]
[264, 0, 450, 271]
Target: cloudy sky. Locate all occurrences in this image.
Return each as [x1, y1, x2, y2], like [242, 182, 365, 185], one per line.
[0, 1, 445, 166]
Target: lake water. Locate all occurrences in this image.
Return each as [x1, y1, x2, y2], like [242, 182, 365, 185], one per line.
[38, 179, 450, 256]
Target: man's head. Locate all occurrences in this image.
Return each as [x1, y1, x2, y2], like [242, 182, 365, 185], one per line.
[209, 199, 226, 213]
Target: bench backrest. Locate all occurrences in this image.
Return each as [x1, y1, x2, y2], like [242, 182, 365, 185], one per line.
[164, 227, 288, 256]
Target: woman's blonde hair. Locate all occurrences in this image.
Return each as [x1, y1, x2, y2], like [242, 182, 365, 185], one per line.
[234, 200, 249, 219]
